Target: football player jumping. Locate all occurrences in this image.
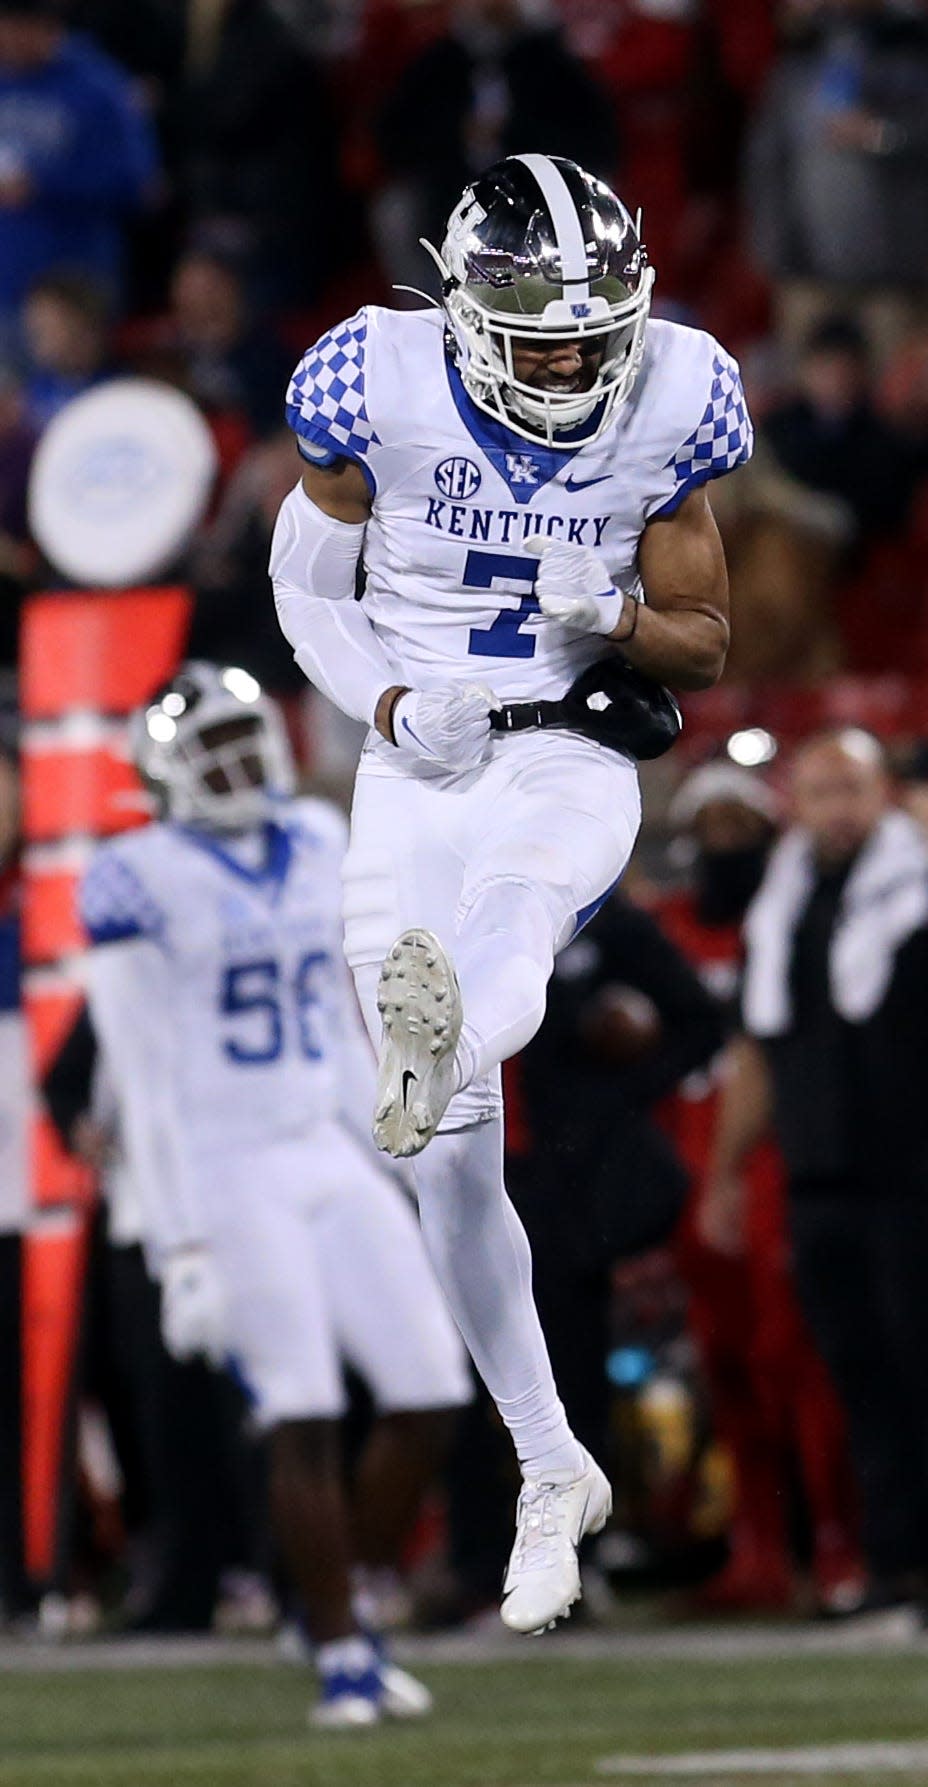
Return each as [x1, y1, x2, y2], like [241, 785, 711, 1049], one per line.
[271, 154, 753, 1636]
[80, 663, 471, 1727]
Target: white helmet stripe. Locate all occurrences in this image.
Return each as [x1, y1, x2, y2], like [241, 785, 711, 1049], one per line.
[515, 153, 590, 297]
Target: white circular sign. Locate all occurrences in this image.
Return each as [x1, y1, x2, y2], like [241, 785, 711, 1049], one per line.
[28, 378, 218, 587]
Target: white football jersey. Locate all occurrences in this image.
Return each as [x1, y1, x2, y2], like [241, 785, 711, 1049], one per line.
[80, 799, 353, 1155]
[285, 306, 753, 722]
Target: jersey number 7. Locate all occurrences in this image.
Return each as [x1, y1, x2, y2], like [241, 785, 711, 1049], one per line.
[465, 550, 539, 660]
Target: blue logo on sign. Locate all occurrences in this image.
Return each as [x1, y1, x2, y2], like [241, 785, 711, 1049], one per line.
[435, 456, 482, 499]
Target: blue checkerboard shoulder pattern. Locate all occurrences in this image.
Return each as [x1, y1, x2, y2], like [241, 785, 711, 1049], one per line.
[80, 848, 165, 948]
[666, 350, 753, 493]
[285, 309, 382, 467]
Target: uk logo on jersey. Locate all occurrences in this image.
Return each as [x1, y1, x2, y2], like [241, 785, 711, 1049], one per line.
[435, 456, 482, 499]
[505, 454, 540, 487]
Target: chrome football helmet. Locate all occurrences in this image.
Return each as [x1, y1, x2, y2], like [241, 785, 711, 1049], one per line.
[130, 661, 295, 832]
[423, 153, 655, 448]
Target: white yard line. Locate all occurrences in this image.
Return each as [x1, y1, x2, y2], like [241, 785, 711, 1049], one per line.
[0, 1613, 924, 1674]
[596, 1741, 928, 1777]
[394, 1609, 925, 1665]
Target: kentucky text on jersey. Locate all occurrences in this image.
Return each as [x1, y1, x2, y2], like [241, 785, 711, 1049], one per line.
[423, 500, 609, 547]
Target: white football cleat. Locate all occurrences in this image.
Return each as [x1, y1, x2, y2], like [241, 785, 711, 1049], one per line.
[500, 1449, 613, 1636]
[309, 1675, 381, 1730]
[310, 1634, 384, 1729]
[373, 928, 462, 1158]
[309, 1657, 431, 1728]
[379, 1660, 433, 1719]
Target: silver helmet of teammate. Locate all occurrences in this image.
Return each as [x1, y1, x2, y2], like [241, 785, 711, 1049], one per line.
[423, 153, 655, 448]
[130, 660, 295, 831]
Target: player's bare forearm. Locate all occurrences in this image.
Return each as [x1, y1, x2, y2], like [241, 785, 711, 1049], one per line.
[613, 596, 729, 691]
[374, 685, 409, 741]
[615, 486, 730, 690]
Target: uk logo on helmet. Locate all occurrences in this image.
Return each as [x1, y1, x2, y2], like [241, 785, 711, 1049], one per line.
[435, 457, 482, 499]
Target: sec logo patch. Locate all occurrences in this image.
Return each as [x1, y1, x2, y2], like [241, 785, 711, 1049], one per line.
[435, 456, 482, 499]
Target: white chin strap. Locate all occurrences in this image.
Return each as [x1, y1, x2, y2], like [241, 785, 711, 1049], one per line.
[463, 350, 604, 447]
[505, 374, 601, 435]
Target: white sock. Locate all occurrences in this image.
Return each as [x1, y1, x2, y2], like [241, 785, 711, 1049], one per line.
[316, 1634, 378, 1678]
[412, 1117, 584, 1482]
[351, 1565, 406, 1634]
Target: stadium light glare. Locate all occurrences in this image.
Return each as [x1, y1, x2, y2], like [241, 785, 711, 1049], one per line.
[146, 711, 177, 744]
[726, 728, 776, 768]
[221, 667, 261, 704]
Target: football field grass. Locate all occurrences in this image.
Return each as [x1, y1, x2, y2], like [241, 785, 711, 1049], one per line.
[2, 1637, 928, 1787]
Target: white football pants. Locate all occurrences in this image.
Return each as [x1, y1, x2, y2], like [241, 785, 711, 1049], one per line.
[342, 730, 641, 1477]
[197, 1119, 472, 1429]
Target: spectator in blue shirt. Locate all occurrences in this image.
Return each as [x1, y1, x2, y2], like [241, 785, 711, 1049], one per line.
[20, 268, 111, 432]
[0, 0, 159, 328]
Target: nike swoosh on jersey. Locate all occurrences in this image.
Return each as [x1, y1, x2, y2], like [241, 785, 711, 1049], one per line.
[563, 473, 610, 493]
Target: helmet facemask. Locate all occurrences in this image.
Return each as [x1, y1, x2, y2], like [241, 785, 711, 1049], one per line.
[132, 664, 295, 834]
[425, 156, 655, 449]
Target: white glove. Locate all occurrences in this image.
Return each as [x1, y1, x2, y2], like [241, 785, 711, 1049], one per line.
[525, 536, 627, 637]
[160, 1246, 228, 1366]
[391, 683, 500, 771]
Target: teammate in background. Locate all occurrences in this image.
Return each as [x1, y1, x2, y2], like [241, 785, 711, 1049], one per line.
[271, 154, 752, 1634]
[79, 663, 471, 1727]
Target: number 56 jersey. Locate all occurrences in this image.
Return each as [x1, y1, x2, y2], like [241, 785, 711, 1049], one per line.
[284, 305, 753, 715]
[79, 800, 355, 1156]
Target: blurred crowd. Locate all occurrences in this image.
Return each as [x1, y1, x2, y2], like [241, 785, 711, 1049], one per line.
[2, 0, 928, 1641]
[0, 0, 926, 698]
